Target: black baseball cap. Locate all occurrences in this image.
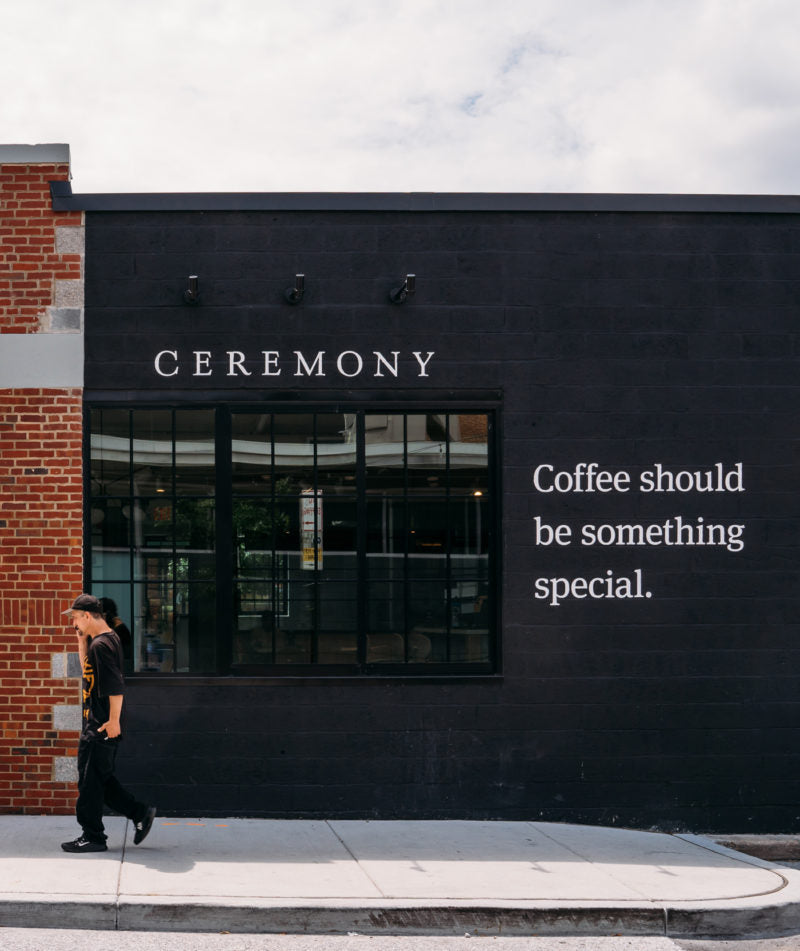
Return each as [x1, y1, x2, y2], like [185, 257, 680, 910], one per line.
[63, 593, 103, 615]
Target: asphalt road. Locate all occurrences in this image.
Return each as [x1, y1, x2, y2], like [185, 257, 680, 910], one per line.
[2, 932, 800, 951]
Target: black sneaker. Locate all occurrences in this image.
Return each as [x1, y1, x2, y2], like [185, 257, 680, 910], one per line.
[133, 806, 156, 845]
[61, 835, 107, 853]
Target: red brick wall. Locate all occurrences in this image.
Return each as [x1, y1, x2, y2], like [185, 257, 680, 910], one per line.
[0, 155, 84, 814]
[0, 161, 81, 333]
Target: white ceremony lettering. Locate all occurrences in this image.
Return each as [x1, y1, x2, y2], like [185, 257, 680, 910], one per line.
[374, 351, 400, 377]
[262, 351, 281, 376]
[412, 351, 435, 377]
[154, 350, 179, 377]
[154, 349, 436, 379]
[227, 351, 252, 376]
[194, 351, 213, 376]
[337, 351, 363, 378]
[294, 351, 325, 377]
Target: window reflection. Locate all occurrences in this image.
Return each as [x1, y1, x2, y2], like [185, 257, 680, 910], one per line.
[89, 408, 493, 674]
[90, 408, 217, 674]
[132, 409, 173, 496]
[232, 414, 272, 494]
[175, 410, 215, 496]
[90, 408, 131, 497]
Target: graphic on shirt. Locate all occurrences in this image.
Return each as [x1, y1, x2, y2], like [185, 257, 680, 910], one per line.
[82, 655, 95, 725]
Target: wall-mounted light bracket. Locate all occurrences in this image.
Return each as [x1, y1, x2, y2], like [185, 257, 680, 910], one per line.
[285, 274, 305, 305]
[389, 273, 416, 304]
[183, 275, 200, 304]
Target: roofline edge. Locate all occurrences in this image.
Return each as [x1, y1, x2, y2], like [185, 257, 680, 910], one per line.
[48, 182, 800, 214]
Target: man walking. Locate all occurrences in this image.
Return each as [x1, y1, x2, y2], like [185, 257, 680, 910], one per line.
[60, 593, 155, 853]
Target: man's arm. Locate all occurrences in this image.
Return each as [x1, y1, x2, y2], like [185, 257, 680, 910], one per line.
[99, 694, 123, 739]
[77, 631, 90, 667]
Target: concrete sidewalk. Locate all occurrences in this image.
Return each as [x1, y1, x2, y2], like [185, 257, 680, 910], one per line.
[1, 816, 799, 937]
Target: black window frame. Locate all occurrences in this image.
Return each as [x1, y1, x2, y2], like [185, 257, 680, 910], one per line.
[84, 399, 501, 679]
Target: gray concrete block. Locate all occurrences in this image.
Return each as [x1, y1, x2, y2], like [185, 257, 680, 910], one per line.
[55, 226, 85, 255]
[53, 756, 78, 783]
[54, 279, 84, 307]
[50, 653, 67, 678]
[53, 704, 81, 732]
[48, 307, 83, 332]
[51, 652, 83, 679]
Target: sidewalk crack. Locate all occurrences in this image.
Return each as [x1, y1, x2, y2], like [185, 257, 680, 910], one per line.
[115, 819, 130, 929]
[326, 821, 387, 898]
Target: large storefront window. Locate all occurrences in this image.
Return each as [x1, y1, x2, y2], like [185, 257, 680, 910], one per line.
[88, 407, 495, 675]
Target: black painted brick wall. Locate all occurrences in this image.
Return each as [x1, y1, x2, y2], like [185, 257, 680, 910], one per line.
[85, 209, 800, 831]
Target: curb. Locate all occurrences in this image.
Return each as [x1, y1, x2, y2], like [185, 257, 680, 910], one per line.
[4, 895, 800, 937]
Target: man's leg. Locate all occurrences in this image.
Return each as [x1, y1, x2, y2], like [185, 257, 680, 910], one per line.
[103, 766, 146, 822]
[102, 744, 156, 845]
[73, 739, 109, 843]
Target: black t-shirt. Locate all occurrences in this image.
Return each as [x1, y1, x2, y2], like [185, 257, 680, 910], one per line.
[81, 631, 125, 740]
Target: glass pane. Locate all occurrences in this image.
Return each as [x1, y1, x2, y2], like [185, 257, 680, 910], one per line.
[132, 409, 172, 496]
[174, 581, 217, 672]
[449, 414, 489, 495]
[317, 631, 358, 664]
[176, 499, 215, 579]
[234, 607, 277, 664]
[175, 409, 215, 496]
[90, 499, 131, 579]
[133, 499, 174, 574]
[234, 580, 297, 664]
[236, 549, 273, 580]
[274, 414, 314, 493]
[275, 628, 312, 664]
[93, 585, 134, 671]
[275, 499, 301, 563]
[318, 581, 358, 632]
[450, 629, 490, 663]
[451, 579, 491, 631]
[236, 579, 279, 615]
[367, 494, 403, 581]
[283, 590, 315, 636]
[321, 498, 357, 578]
[232, 413, 272, 494]
[366, 631, 434, 664]
[367, 581, 405, 633]
[365, 414, 405, 495]
[408, 499, 448, 578]
[134, 579, 174, 672]
[323, 552, 358, 582]
[408, 581, 448, 662]
[90, 408, 130, 497]
[234, 497, 276, 555]
[407, 413, 447, 493]
[366, 631, 406, 664]
[449, 495, 489, 558]
[316, 413, 356, 490]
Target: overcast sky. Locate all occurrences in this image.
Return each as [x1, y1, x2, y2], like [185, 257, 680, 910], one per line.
[2, 0, 799, 194]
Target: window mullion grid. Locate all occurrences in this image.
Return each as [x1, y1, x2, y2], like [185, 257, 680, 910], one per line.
[270, 415, 277, 665]
[445, 414, 452, 664]
[488, 411, 497, 670]
[311, 414, 319, 664]
[215, 407, 233, 674]
[170, 409, 178, 670]
[127, 410, 135, 665]
[356, 412, 367, 669]
[403, 414, 410, 664]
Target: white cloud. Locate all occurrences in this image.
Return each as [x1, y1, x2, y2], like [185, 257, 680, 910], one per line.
[1, 0, 799, 193]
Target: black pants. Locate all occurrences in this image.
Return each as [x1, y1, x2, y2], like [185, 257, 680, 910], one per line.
[76, 737, 146, 843]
